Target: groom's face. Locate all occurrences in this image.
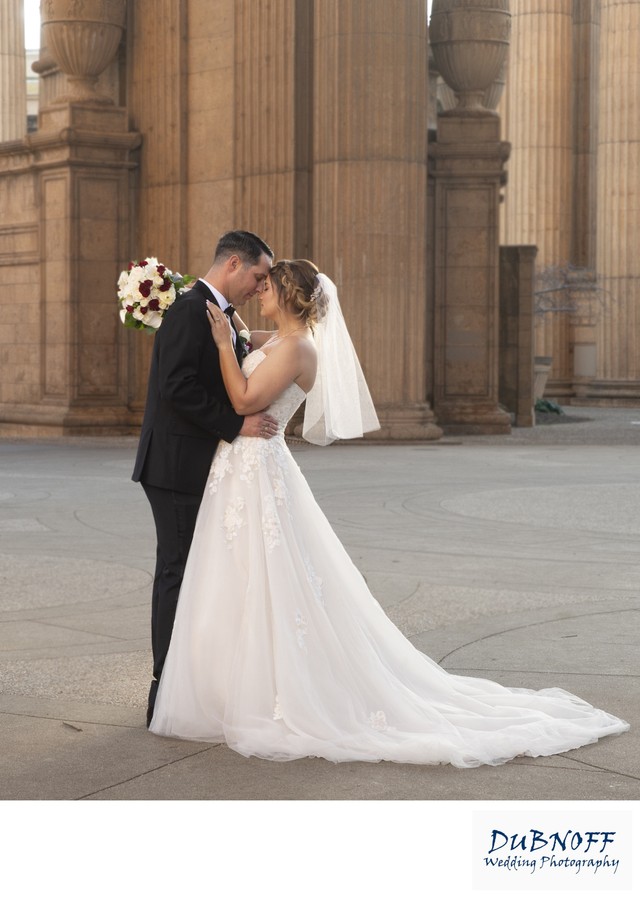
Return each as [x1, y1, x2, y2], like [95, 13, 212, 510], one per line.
[228, 253, 272, 307]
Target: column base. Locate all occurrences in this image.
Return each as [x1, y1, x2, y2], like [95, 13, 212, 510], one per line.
[435, 401, 511, 435]
[364, 404, 443, 442]
[292, 403, 443, 443]
[0, 403, 138, 437]
[566, 381, 640, 406]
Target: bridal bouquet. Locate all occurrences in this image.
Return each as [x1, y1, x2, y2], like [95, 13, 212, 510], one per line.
[117, 257, 195, 332]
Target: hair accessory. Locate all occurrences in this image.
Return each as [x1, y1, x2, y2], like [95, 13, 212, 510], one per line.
[310, 277, 328, 321]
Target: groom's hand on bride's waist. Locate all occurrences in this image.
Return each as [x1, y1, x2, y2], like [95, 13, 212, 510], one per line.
[240, 412, 279, 439]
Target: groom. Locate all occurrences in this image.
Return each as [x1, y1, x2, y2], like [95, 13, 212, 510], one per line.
[133, 230, 278, 726]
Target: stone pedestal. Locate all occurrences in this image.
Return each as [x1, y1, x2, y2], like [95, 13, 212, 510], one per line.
[21, 103, 140, 434]
[430, 113, 511, 433]
[0, 0, 27, 142]
[499, 245, 537, 427]
[312, 0, 441, 441]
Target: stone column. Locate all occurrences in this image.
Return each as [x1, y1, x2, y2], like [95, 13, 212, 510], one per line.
[0, 0, 27, 142]
[127, 0, 186, 267]
[126, 0, 187, 415]
[313, 0, 441, 440]
[567, 1, 600, 394]
[593, 0, 640, 397]
[234, 0, 307, 262]
[572, 0, 599, 271]
[500, 0, 574, 395]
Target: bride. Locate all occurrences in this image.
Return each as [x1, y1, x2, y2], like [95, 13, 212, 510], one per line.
[149, 260, 629, 766]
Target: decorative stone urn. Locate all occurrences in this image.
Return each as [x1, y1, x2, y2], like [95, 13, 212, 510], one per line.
[40, 0, 127, 104]
[430, 0, 511, 113]
[437, 54, 508, 113]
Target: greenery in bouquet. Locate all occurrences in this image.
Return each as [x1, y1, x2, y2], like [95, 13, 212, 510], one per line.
[118, 258, 195, 333]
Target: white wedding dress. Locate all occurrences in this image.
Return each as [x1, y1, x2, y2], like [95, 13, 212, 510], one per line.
[150, 350, 629, 766]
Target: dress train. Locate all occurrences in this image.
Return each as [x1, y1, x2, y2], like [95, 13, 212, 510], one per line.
[150, 351, 629, 766]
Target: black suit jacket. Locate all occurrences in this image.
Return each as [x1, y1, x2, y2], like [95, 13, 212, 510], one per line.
[132, 279, 245, 495]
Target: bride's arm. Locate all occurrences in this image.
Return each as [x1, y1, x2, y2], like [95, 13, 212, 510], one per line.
[207, 301, 313, 414]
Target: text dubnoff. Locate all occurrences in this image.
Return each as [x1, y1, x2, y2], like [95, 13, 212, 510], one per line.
[483, 828, 620, 877]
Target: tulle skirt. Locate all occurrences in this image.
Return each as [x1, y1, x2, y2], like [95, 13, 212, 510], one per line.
[150, 435, 629, 766]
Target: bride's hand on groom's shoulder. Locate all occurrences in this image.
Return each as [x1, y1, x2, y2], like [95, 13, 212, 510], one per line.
[206, 300, 233, 349]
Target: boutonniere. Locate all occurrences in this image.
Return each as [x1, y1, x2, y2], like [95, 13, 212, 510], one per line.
[238, 329, 253, 357]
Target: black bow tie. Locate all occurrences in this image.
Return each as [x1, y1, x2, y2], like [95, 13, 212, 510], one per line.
[224, 305, 236, 318]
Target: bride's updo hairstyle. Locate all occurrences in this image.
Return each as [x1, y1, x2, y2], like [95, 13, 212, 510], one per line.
[270, 259, 321, 328]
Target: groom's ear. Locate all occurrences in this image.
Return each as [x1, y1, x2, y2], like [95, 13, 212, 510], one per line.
[228, 254, 241, 272]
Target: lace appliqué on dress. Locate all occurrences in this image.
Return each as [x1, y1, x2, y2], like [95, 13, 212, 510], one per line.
[302, 550, 324, 606]
[224, 496, 246, 543]
[295, 611, 308, 651]
[239, 437, 269, 484]
[262, 494, 281, 552]
[208, 443, 233, 495]
[368, 711, 389, 732]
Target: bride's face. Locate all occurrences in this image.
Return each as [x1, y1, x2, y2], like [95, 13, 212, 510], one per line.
[258, 276, 281, 321]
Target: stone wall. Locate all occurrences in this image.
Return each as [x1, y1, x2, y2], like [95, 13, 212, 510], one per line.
[0, 149, 40, 417]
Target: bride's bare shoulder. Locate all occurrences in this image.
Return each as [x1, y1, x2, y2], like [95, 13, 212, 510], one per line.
[297, 334, 317, 360]
[270, 333, 316, 362]
[268, 334, 317, 389]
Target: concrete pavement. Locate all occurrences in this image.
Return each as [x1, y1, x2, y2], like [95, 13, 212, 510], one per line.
[0, 406, 638, 800]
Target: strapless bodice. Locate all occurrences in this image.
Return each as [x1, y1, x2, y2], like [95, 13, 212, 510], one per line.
[242, 350, 306, 431]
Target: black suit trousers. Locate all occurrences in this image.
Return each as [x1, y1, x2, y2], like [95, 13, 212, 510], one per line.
[142, 482, 202, 692]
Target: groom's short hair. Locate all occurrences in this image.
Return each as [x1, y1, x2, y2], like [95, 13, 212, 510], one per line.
[214, 230, 273, 266]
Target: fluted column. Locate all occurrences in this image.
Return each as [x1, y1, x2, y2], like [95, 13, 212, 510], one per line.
[128, 0, 186, 266]
[568, 1, 600, 394]
[500, 0, 574, 393]
[313, 0, 441, 440]
[0, 0, 27, 141]
[572, 0, 599, 270]
[594, 0, 640, 394]
[126, 0, 188, 412]
[233, 0, 309, 334]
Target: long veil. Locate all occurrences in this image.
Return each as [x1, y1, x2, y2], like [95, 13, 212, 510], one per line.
[302, 274, 380, 446]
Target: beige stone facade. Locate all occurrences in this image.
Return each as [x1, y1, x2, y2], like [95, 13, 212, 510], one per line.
[0, 0, 440, 438]
[0, 1, 638, 437]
